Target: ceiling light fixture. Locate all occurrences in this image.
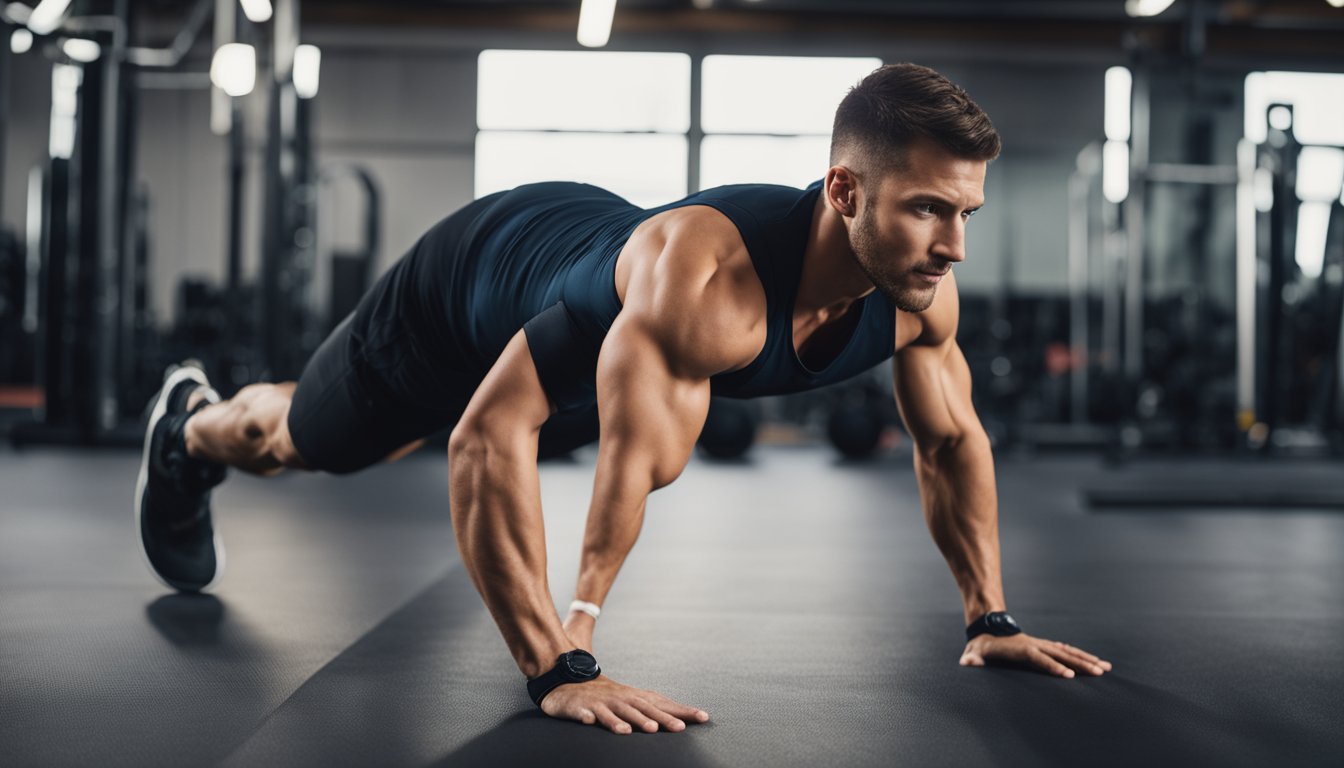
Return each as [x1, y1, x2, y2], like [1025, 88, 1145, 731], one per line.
[1125, 0, 1176, 18]
[239, 0, 272, 24]
[26, 0, 71, 35]
[577, 0, 616, 48]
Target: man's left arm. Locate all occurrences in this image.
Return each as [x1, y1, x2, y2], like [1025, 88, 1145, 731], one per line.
[892, 279, 1112, 679]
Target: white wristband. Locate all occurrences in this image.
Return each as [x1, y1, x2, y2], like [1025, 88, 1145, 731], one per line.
[569, 600, 601, 620]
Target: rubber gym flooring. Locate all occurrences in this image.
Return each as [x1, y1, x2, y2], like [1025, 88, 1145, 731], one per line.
[1, 445, 1340, 767]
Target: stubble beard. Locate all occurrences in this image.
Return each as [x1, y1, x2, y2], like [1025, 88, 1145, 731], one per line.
[849, 205, 938, 313]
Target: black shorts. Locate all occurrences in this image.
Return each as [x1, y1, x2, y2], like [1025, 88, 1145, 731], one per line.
[286, 193, 605, 474]
[286, 258, 477, 475]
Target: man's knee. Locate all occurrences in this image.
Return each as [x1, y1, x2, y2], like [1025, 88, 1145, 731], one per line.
[230, 381, 305, 469]
[268, 402, 308, 469]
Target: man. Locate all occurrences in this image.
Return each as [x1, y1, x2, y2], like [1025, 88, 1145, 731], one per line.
[135, 63, 1111, 736]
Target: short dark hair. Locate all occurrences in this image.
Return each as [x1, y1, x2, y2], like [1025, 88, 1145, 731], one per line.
[830, 63, 1001, 176]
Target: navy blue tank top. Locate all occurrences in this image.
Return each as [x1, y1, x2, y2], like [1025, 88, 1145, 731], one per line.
[405, 180, 895, 408]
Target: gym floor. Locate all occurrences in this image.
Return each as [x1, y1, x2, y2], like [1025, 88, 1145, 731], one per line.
[1, 445, 1340, 767]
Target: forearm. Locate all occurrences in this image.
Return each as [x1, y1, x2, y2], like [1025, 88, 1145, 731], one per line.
[449, 434, 572, 678]
[573, 454, 655, 607]
[913, 428, 1006, 625]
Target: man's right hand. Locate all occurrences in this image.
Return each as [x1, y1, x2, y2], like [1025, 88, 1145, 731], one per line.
[562, 611, 596, 653]
[539, 675, 710, 734]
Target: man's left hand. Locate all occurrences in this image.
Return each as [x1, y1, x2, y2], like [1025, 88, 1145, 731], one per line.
[959, 633, 1113, 678]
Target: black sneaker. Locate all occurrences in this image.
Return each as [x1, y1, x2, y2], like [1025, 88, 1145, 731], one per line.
[135, 363, 228, 592]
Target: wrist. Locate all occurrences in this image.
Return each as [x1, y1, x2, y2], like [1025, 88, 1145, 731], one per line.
[518, 636, 579, 679]
[963, 599, 1006, 625]
[965, 610, 1022, 641]
[525, 649, 602, 707]
[567, 598, 601, 619]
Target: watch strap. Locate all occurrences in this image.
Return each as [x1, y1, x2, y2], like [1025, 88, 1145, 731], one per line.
[526, 650, 601, 707]
[965, 611, 1023, 641]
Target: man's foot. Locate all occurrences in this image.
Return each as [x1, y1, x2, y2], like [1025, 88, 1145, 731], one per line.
[134, 362, 228, 592]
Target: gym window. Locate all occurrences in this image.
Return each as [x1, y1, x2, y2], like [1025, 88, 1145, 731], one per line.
[1245, 71, 1344, 279]
[475, 50, 691, 208]
[698, 55, 882, 190]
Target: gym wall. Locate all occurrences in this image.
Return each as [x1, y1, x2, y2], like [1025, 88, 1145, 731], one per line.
[4, 24, 1126, 327]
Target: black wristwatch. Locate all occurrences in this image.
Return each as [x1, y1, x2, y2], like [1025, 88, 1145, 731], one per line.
[965, 611, 1023, 641]
[526, 649, 601, 707]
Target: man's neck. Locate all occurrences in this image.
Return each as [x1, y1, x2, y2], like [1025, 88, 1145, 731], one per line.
[796, 195, 876, 325]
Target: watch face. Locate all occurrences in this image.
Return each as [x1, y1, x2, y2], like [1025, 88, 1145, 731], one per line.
[988, 613, 1018, 633]
[563, 650, 600, 678]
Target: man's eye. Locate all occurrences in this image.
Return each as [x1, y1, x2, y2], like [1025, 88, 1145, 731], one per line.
[916, 204, 937, 215]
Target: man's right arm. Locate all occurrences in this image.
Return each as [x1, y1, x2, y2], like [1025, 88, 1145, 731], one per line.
[539, 217, 765, 732]
[447, 329, 573, 680]
[446, 318, 725, 733]
[447, 213, 760, 733]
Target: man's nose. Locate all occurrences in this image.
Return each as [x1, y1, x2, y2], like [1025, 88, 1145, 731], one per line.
[931, 221, 966, 263]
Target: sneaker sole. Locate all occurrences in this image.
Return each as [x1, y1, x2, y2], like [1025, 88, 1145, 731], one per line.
[134, 364, 226, 593]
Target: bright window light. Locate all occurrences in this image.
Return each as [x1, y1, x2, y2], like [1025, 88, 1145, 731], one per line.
[61, 37, 99, 62]
[26, 0, 70, 35]
[478, 50, 689, 133]
[1125, 0, 1176, 17]
[293, 44, 320, 99]
[700, 135, 830, 190]
[577, 0, 616, 48]
[475, 132, 687, 209]
[210, 43, 256, 97]
[1103, 139, 1129, 204]
[49, 63, 80, 159]
[239, 0, 272, 24]
[1295, 201, 1331, 279]
[1297, 146, 1344, 202]
[1104, 66, 1131, 142]
[10, 28, 32, 54]
[702, 55, 881, 135]
[1245, 71, 1344, 146]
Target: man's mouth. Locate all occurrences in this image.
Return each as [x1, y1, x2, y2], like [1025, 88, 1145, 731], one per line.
[915, 267, 949, 283]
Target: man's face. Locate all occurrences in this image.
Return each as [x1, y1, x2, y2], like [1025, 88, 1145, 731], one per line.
[846, 141, 987, 312]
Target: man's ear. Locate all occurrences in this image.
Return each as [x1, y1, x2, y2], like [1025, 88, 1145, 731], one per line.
[824, 166, 859, 218]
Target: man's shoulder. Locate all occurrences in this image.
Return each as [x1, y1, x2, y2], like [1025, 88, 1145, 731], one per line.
[615, 209, 766, 376]
[628, 205, 752, 279]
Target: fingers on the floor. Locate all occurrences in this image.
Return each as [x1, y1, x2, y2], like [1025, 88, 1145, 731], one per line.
[1049, 644, 1107, 675]
[1056, 641, 1112, 670]
[613, 702, 659, 733]
[645, 691, 709, 722]
[1030, 648, 1075, 678]
[593, 704, 632, 734]
[633, 697, 686, 732]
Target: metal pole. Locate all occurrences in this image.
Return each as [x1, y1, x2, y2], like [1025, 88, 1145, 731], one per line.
[1101, 196, 1122, 386]
[116, 2, 143, 414]
[688, 53, 702, 194]
[1234, 138, 1257, 434]
[95, 0, 128, 432]
[1068, 142, 1100, 424]
[1123, 62, 1150, 406]
[210, 0, 233, 137]
[0, 37, 9, 220]
[261, 0, 301, 376]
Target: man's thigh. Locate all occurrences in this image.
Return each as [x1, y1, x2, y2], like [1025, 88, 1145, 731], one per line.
[287, 313, 469, 474]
